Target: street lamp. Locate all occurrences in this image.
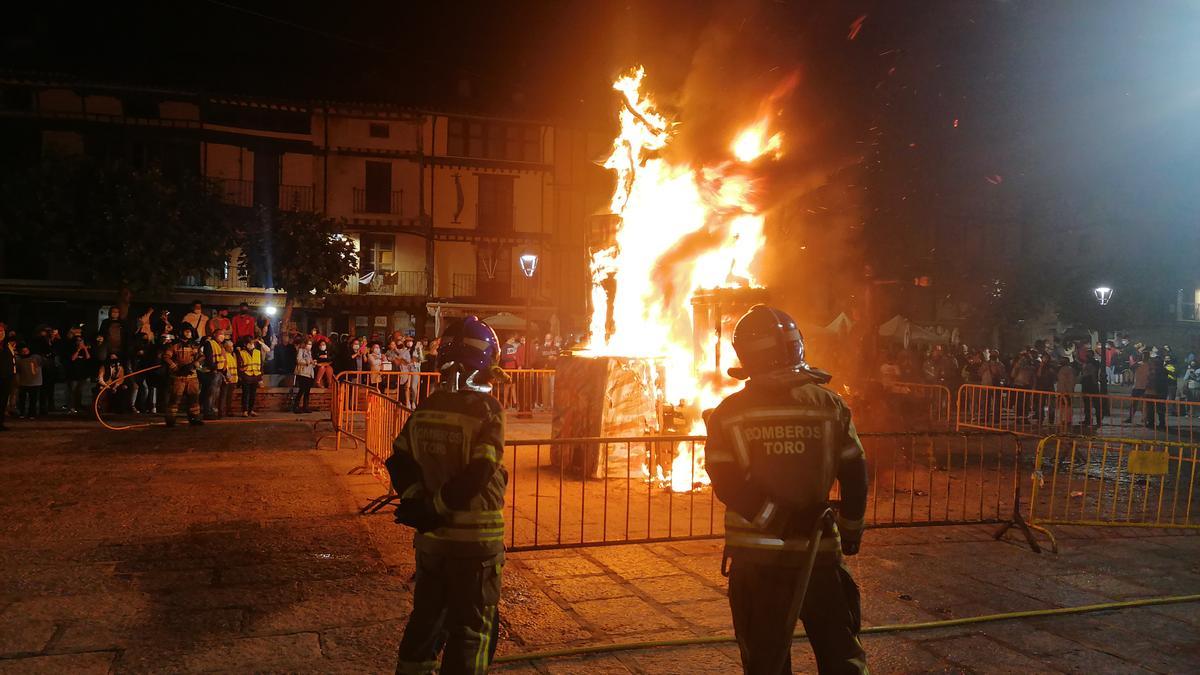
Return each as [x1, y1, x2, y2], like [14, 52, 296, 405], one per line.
[1094, 286, 1113, 403]
[517, 253, 538, 419]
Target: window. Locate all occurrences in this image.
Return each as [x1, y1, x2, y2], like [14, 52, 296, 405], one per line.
[360, 234, 395, 274]
[477, 175, 515, 232]
[368, 122, 390, 138]
[364, 161, 392, 213]
[446, 118, 540, 162]
[448, 120, 466, 156]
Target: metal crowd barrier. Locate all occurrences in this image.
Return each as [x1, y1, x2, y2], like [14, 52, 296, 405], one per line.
[1029, 434, 1200, 531]
[956, 383, 1199, 443]
[502, 430, 1033, 552]
[333, 369, 556, 414]
[859, 380, 954, 428]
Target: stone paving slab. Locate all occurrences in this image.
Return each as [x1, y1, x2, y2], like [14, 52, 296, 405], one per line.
[2, 420, 1200, 673]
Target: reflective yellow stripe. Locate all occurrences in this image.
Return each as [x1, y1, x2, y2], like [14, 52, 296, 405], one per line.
[725, 529, 840, 552]
[446, 509, 504, 526]
[426, 526, 505, 542]
[401, 483, 425, 500]
[837, 514, 865, 532]
[471, 443, 500, 463]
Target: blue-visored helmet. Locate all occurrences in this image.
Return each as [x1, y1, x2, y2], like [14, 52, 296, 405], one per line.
[437, 316, 500, 374]
[729, 304, 806, 380]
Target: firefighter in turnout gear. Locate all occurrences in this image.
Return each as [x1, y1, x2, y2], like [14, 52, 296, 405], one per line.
[163, 327, 203, 427]
[386, 316, 508, 675]
[705, 305, 869, 675]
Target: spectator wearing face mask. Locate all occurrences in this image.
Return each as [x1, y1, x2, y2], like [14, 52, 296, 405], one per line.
[367, 342, 384, 389]
[220, 340, 238, 416]
[97, 353, 128, 413]
[314, 340, 334, 388]
[182, 300, 208, 338]
[236, 336, 265, 417]
[16, 344, 44, 418]
[293, 339, 315, 413]
[231, 303, 257, 344]
[348, 340, 368, 384]
[98, 307, 127, 358]
[66, 335, 93, 414]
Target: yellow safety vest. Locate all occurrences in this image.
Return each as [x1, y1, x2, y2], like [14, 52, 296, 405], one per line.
[224, 352, 239, 384]
[238, 348, 262, 378]
[207, 339, 225, 371]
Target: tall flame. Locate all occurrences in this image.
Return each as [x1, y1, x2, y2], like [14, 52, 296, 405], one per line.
[586, 67, 780, 492]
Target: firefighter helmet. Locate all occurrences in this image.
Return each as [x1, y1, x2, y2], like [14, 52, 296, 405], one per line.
[437, 316, 501, 392]
[729, 304, 806, 380]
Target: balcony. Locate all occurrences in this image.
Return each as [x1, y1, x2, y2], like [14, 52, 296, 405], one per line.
[279, 184, 314, 211]
[510, 274, 547, 300]
[347, 270, 426, 296]
[212, 179, 314, 211]
[214, 177, 253, 207]
[353, 188, 404, 215]
[450, 274, 477, 298]
[1177, 290, 1200, 323]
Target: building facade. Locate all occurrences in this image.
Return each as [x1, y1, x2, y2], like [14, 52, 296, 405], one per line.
[0, 74, 610, 338]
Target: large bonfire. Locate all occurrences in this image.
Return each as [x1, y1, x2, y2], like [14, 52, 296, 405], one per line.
[583, 67, 785, 491]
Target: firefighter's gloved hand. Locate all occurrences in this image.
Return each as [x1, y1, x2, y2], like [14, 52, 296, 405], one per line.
[394, 499, 443, 533]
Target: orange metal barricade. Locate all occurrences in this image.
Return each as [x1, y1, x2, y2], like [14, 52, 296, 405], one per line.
[332, 369, 556, 421]
[870, 380, 954, 425]
[1029, 434, 1200, 531]
[956, 383, 1199, 443]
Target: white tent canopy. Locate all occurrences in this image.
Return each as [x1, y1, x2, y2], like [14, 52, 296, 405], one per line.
[878, 315, 949, 345]
[482, 312, 528, 331]
[825, 312, 854, 335]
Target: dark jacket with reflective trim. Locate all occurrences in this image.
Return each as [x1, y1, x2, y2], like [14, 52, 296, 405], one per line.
[705, 370, 868, 565]
[386, 389, 507, 557]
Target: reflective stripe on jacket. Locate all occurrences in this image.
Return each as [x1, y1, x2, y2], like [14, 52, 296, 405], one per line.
[705, 371, 868, 565]
[387, 389, 507, 557]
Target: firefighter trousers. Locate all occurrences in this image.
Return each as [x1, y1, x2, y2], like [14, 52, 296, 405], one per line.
[396, 550, 502, 675]
[728, 556, 867, 675]
[167, 376, 201, 423]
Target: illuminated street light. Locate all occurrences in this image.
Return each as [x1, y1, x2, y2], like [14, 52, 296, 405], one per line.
[519, 253, 539, 278]
[517, 252, 539, 419]
[1093, 286, 1114, 402]
[263, 305, 278, 317]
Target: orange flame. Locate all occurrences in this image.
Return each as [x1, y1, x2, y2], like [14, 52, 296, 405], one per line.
[584, 67, 786, 492]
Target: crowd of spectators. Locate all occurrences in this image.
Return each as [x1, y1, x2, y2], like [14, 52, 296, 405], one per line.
[876, 336, 1200, 428]
[0, 303, 577, 430]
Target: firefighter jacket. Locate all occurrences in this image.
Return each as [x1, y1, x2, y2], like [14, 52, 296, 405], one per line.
[705, 370, 868, 566]
[166, 343, 200, 380]
[386, 389, 507, 558]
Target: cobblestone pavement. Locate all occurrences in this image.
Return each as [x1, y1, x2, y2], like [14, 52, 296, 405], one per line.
[2, 419, 1199, 673]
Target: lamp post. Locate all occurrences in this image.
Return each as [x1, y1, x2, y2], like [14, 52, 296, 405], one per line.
[1094, 286, 1113, 403]
[517, 253, 538, 419]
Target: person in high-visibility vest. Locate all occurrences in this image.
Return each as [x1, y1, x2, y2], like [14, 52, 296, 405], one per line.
[236, 337, 265, 417]
[199, 328, 227, 419]
[705, 304, 869, 675]
[386, 316, 507, 675]
[221, 339, 238, 418]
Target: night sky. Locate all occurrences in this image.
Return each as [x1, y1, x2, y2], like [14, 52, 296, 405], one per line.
[4, 1, 1198, 258]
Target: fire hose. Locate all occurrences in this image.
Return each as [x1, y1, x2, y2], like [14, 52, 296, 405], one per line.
[93, 364, 318, 430]
[494, 593, 1200, 667]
